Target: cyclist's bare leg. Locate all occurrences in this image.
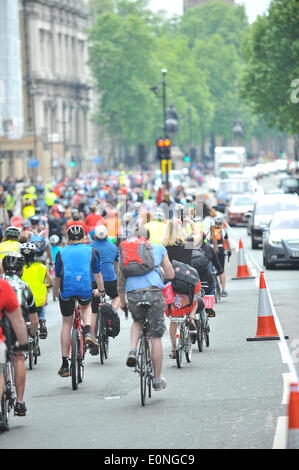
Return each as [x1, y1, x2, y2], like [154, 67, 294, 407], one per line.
[11, 354, 26, 404]
[130, 321, 143, 350]
[80, 303, 92, 328]
[220, 272, 226, 291]
[90, 312, 97, 337]
[112, 296, 120, 311]
[150, 337, 163, 380]
[60, 315, 73, 357]
[169, 322, 177, 349]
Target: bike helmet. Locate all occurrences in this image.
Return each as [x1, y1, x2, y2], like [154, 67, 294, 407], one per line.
[49, 234, 60, 245]
[214, 216, 223, 226]
[153, 210, 165, 222]
[5, 226, 21, 240]
[67, 224, 85, 240]
[19, 242, 36, 262]
[2, 252, 25, 275]
[123, 212, 134, 223]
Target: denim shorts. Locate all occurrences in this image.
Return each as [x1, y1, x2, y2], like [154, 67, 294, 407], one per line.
[126, 287, 166, 338]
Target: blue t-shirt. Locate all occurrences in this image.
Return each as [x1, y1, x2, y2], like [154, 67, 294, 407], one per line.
[125, 243, 166, 292]
[55, 243, 101, 300]
[91, 239, 119, 282]
[51, 245, 61, 262]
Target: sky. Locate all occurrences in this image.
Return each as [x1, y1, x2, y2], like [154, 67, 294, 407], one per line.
[149, 0, 272, 23]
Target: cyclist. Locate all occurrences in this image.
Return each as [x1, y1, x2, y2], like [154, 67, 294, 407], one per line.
[0, 277, 28, 427]
[20, 242, 52, 339]
[0, 226, 21, 273]
[144, 210, 166, 244]
[2, 253, 39, 341]
[49, 234, 62, 264]
[91, 225, 120, 344]
[118, 226, 174, 391]
[161, 219, 202, 357]
[213, 216, 232, 297]
[54, 224, 105, 377]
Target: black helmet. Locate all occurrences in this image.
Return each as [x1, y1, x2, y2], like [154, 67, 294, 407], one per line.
[2, 252, 25, 274]
[5, 226, 21, 240]
[67, 225, 85, 241]
[19, 242, 36, 263]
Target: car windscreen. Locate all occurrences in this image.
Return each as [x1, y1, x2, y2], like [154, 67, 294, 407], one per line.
[271, 217, 299, 230]
[232, 197, 254, 206]
[219, 181, 249, 193]
[256, 199, 299, 215]
[282, 179, 299, 188]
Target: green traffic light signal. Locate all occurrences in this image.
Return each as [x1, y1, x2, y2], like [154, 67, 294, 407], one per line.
[184, 155, 191, 162]
[70, 161, 76, 167]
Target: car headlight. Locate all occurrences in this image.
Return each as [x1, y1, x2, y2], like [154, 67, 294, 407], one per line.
[269, 236, 282, 246]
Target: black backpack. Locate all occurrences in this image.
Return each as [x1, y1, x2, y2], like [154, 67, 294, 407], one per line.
[101, 303, 120, 338]
[191, 247, 209, 274]
[171, 260, 199, 307]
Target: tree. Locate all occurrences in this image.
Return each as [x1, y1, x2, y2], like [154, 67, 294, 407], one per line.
[240, 0, 299, 136]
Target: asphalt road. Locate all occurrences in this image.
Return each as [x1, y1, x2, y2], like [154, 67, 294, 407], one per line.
[1, 171, 298, 450]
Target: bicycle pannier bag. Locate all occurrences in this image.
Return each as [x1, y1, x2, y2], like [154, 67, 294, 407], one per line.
[101, 303, 120, 338]
[119, 237, 155, 278]
[191, 247, 209, 274]
[171, 260, 199, 307]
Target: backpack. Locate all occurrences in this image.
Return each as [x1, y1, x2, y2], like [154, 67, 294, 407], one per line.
[30, 234, 46, 256]
[101, 303, 120, 338]
[171, 260, 199, 307]
[191, 247, 209, 274]
[119, 237, 155, 278]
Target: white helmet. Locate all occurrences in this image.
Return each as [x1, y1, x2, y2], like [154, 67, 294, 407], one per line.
[95, 225, 108, 240]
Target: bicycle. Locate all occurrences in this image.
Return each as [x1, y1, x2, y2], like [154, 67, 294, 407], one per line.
[26, 323, 41, 370]
[132, 302, 154, 407]
[171, 314, 193, 369]
[1, 346, 16, 431]
[68, 298, 86, 391]
[95, 302, 109, 365]
[212, 268, 221, 303]
[194, 302, 210, 352]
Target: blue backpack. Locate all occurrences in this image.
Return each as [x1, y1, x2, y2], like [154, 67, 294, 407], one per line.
[30, 234, 46, 256]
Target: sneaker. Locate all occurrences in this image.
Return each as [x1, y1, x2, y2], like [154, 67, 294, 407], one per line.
[89, 342, 99, 356]
[39, 320, 48, 339]
[206, 308, 216, 318]
[153, 377, 167, 391]
[221, 290, 228, 297]
[84, 333, 99, 348]
[0, 412, 9, 433]
[14, 402, 27, 417]
[126, 350, 137, 368]
[58, 364, 69, 377]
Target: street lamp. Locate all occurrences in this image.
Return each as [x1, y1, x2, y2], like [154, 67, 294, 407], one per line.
[161, 68, 167, 137]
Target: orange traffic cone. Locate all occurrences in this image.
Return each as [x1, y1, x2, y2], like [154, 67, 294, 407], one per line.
[232, 239, 254, 280]
[247, 271, 287, 341]
[287, 383, 299, 449]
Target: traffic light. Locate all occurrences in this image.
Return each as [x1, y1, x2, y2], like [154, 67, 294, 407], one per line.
[184, 155, 191, 163]
[156, 138, 171, 160]
[70, 160, 76, 167]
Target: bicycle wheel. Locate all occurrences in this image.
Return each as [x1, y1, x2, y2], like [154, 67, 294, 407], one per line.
[1, 368, 9, 430]
[77, 328, 85, 384]
[28, 340, 33, 370]
[176, 327, 183, 369]
[184, 324, 192, 363]
[145, 340, 152, 399]
[138, 336, 147, 406]
[195, 319, 203, 352]
[71, 329, 79, 390]
[34, 335, 40, 365]
[204, 320, 210, 347]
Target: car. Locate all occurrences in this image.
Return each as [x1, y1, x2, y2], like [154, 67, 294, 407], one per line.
[274, 159, 288, 172]
[263, 210, 299, 268]
[216, 178, 263, 213]
[154, 169, 183, 190]
[247, 194, 299, 249]
[279, 176, 299, 195]
[225, 194, 256, 226]
[218, 167, 244, 179]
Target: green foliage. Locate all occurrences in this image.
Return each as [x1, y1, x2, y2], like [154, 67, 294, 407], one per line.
[88, 0, 277, 150]
[240, 0, 299, 135]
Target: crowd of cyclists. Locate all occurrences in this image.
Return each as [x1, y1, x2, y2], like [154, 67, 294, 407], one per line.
[0, 171, 232, 432]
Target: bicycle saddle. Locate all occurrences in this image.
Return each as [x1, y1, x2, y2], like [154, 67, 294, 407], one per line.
[136, 301, 151, 309]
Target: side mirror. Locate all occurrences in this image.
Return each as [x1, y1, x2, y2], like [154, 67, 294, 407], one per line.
[245, 211, 252, 219]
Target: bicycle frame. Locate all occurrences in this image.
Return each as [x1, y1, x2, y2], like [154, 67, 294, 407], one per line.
[68, 304, 85, 360]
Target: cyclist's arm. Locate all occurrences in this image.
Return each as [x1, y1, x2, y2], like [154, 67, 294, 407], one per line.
[117, 269, 126, 310]
[53, 276, 60, 298]
[45, 270, 53, 288]
[161, 253, 175, 280]
[8, 306, 28, 346]
[93, 271, 105, 293]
